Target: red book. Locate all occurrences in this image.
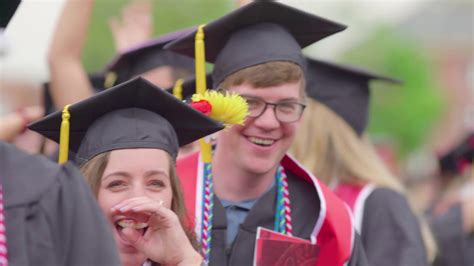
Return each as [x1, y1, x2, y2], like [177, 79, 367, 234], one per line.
[254, 227, 320, 266]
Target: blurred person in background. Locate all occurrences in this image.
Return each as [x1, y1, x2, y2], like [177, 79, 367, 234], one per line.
[0, 0, 52, 154]
[46, 0, 195, 113]
[428, 134, 473, 266]
[290, 57, 436, 266]
[43, 0, 197, 161]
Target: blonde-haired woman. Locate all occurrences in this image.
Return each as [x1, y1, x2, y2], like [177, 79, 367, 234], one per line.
[290, 58, 436, 266]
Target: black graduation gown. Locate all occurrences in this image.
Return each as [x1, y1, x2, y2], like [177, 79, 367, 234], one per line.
[208, 171, 368, 266]
[431, 203, 474, 266]
[1, 142, 120, 266]
[360, 188, 428, 266]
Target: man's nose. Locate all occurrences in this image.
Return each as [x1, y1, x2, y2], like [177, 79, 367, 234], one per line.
[253, 105, 280, 129]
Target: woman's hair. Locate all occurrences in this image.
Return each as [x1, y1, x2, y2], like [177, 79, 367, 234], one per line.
[80, 150, 198, 249]
[289, 99, 437, 262]
[290, 99, 403, 191]
[217, 61, 306, 98]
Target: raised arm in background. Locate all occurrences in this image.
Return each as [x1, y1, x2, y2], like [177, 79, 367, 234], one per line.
[48, 0, 155, 110]
[47, 0, 95, 109]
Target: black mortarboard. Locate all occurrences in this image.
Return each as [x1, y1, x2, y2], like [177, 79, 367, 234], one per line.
[29, 77, 224, 165]
[305, 58, 402, 135]
[165, 1, 346, 88]
[458, 134, 474, 163]
[439, 150, 459, 176]
[105, 27, 196, 86]
[166, 74, 213, 101]
[42, 73, 106, 115]
[0, 0, 21, 28]
[439, 133, 474, 175]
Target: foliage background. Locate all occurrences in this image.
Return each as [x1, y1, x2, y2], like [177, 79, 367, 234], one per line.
[82, 1, 448, 159]
[341, 27, 445, 157]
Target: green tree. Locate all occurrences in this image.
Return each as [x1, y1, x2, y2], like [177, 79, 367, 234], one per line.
[343, 27, 445, 157]
[82, 0, 233, 72]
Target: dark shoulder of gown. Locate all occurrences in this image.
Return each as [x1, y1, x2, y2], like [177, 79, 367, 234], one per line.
[430, 203, 474, 266]
[1, 142, 120, 266]
[361, 187, 428, 266]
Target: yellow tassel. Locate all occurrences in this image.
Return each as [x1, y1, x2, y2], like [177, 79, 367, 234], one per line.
[192, 90, 248, 127]
[195, 24, 207, 95]
[194, 24, 212, 162]
[199, 139, 213, 163]
[173, 79, 184, 100]
[58, 104, 71, 164]
[104, 71, 117, 89]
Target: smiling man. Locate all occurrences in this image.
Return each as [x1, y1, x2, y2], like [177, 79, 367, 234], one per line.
[167, 2, 368, 265]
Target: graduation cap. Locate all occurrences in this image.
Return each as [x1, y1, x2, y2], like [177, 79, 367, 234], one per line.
[42, 73, 106, 115]
[439, 133, 474, 175]
[167, 74, 213, 101]
[305, 57, 402, 135]
[165, 1, 346, 88]
[104, 27, 196, 87]
[458, 134, 474, 163]
[439, 150, 459, 176]
[0, 0, 21, 28]
[29, 77, 224, 166]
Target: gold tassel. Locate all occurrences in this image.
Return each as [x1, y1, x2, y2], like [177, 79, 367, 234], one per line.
[58, 105, 71, 164]
[199, 139, 213, 163]
[195, 24, 207, 95]
[104, 71, 117, 89]
[173, 79, 184, 100]
[194, 24, 212, 162]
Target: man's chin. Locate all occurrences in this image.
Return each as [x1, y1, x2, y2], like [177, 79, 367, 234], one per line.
[242, 156, 281, 175]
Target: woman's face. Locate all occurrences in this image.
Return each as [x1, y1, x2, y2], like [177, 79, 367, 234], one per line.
[97, 148, 173, 263]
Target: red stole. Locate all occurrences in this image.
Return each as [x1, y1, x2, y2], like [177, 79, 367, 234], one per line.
[177, 152, 355, 266]
[334, 183, 375, 233]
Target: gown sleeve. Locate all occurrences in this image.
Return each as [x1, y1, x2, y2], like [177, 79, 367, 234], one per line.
[430, 203, 474, 266]
[347, 232, 369, 266]
[42, 162, 121, 266]
[360, 188, 428, 266]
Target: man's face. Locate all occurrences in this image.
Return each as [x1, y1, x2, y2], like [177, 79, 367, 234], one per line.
[216, 81, 304, 176]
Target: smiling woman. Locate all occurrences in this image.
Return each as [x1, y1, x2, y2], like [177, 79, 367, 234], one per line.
[83, 148, 189, 265]
[81, 148, 188, 242]
[29, 77, 225, 266]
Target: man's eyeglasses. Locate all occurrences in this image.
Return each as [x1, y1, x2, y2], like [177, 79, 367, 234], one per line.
[242, 96, 306, 123]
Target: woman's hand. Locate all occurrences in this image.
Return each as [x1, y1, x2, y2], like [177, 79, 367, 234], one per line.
[112, 197, 203, 265]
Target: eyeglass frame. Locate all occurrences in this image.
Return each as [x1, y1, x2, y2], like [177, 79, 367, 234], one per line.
[240, 94, 306, 123]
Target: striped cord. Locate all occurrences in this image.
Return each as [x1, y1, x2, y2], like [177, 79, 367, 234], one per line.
[201, 163, 214, 264]
[281, 167, 293, 236]
[0, 186, 7, 266]
[201, 165, 293, 263]
[274, 166, 293, 236]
